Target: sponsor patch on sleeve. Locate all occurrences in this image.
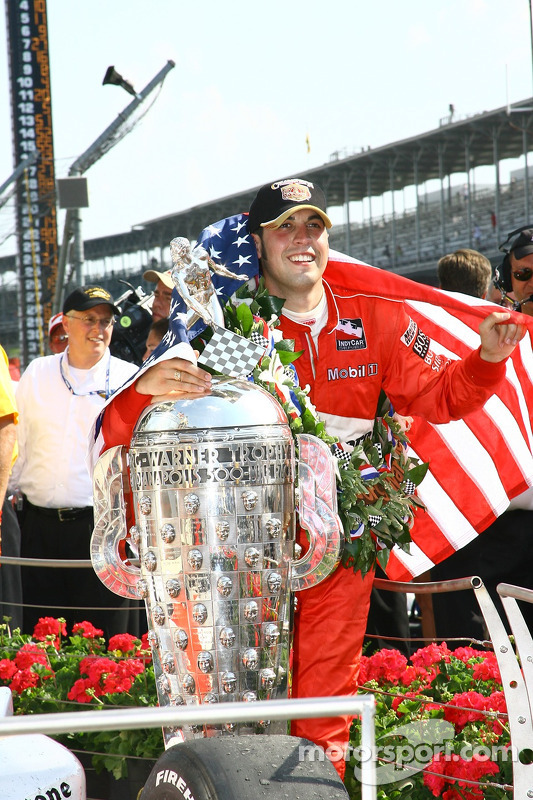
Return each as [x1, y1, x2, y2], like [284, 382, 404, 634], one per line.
[400, 318, 417, 347]
[401, 318, 432, 361]
[412, 329, 430, 360]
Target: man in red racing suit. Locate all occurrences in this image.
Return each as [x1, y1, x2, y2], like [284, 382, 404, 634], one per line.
[98, 177, 525, 781]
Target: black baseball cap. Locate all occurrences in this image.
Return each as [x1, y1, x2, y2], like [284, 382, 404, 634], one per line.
[509, 228, 533, 260]
[247, 178, 332, 233]
[63, 286, 120, 315]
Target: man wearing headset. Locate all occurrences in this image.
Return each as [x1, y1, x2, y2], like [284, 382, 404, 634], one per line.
[494, 226, 533, 315]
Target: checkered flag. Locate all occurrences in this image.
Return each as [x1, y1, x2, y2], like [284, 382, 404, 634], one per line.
[249, 330, 269, 350]
[332, 443, 352, 470]
[368, 514, 383, 528]
[402, 479, 417, 496]
[198, 326, 267, 377]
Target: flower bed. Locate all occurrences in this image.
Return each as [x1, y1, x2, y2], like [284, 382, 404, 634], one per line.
[345, 642, 514, 799]
[0, 617, 161, 780]
[0, 618, 518, 798]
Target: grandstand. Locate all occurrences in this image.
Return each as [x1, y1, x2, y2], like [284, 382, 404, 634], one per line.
[1, 97, 533, 356]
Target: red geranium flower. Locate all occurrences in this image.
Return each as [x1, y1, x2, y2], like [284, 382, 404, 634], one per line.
[33, 617, 67, 649]
[362, 648, 408, 684]
[138, 631, 153, 663]
[452, 646, 483, 663]
[424, 751, 500, 799]
[72, 621, 104, 639]
[14, 643, 49, 671]
[0, 659, 17, 681]
[485, 690, 507, 733]
[102, 671, 134, 694]
[411, 642, 451, 669]
[472, 652, 501, 683]
[80, 656, 118, 684]
[10, 667, 40, 694]
[68, 677, 103, 703]
[399, 664, 432, 687]
[443, 691, 488, 731]
[108, 633, 138, 654]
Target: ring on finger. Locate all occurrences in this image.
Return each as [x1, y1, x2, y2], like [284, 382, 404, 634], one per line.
[173, 370, 181, 382]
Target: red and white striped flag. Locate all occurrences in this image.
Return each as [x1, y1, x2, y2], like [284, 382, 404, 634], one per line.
[325, 251, 533, 581]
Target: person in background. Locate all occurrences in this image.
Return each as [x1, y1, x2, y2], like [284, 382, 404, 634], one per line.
[0, 344, 22, 628]
[486, 282, 513, 307]
[7, 358, 20, 384]
[48, 312, 68, 355]
[143, 317, 169, 361]
[143, 267, 173, 322]
[11, 286, 138, 639]
[495, 227, 533, 317]
[437, 248, 492, 298]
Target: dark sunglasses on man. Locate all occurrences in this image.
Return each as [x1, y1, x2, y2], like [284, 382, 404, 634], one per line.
[513, 267, 533, 282]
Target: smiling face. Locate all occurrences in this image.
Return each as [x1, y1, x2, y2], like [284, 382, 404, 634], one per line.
[252, 209, 329, 312]
[62, 303, 115, 368]
[510, 252, 533, 315]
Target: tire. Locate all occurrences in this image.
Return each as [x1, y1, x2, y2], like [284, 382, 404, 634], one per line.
[140, 734, 349, 800]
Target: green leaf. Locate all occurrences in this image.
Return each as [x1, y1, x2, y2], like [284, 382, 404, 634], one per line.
[235, 282, 254, 299]
[406, 461, 430, 485]
[274, 338, 296, 352]
[276, 348, 304, 365]
[236, 302, 254, 335]
[256, 292, 285, 320]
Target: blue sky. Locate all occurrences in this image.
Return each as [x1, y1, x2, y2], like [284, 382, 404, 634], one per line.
[1, 0, 532, 258]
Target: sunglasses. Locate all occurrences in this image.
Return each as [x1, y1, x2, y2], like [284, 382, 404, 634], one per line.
[513, 268, 533, 282]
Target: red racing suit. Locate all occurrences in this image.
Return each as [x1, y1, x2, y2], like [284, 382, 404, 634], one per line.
[100, 276, 506, 779]
[276, 279, 505, 777]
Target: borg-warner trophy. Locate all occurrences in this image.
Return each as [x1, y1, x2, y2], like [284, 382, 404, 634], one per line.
[91, 239, 345, 789]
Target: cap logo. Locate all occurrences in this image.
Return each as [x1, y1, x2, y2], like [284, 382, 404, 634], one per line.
[280, 182, 312, 203]
[84, 287, 112, 301]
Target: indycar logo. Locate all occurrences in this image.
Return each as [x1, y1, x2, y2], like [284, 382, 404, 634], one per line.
[335, 317, 367, 351]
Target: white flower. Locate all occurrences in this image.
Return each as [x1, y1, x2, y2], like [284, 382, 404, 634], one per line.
[257, 351, 301, 416]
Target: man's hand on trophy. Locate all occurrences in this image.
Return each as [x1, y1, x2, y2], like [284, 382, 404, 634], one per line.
[135, 356, 212, 402]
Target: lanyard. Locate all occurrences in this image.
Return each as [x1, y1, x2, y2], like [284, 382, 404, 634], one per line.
[60, 353, 111, 400]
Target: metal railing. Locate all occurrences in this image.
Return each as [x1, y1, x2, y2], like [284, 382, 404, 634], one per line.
[0, 694, 378, 800]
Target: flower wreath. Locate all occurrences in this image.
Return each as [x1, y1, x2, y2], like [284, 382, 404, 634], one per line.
[194, 277, 428, 577]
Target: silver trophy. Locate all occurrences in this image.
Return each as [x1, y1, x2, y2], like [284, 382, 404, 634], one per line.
[91, 377, 343, 746]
